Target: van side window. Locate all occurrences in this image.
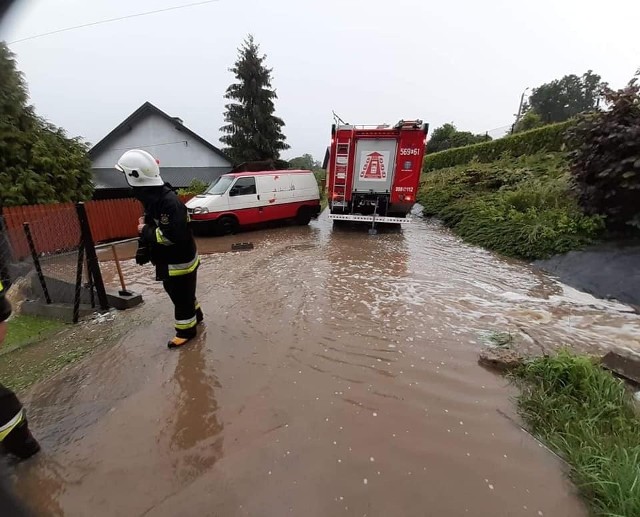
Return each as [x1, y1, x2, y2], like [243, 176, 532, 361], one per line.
[230, 177, 256, 196]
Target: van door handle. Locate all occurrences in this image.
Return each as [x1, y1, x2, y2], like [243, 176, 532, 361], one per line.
[257, 194, 260, 200]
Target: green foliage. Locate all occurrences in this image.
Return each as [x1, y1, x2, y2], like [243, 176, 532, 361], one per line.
[289, 153, 320, 170]
[2, 315, 66, 356]
[526, 70, 605, 124]
[177, 178, 208, 196]
[514, 110, 545, 133]
[486, 331, 513, 348]
[423, 121, 573, 171]
[0, 42, 93, 207]
[220, 35, 289, 164]
[426, 123, 489, 154]
[566, 75, 640, 231]
[418, 153, 603, 260]
[514, 351, 640, 517]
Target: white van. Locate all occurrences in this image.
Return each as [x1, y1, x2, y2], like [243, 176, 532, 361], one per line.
[186, 169, 322, 234]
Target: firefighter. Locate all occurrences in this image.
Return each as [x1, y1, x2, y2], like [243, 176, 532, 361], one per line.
[115, 149, 203, 348]
[0, 281, 41, 460]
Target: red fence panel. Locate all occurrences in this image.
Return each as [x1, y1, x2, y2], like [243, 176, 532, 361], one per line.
[4, 203, 79, 260]
[4, 198, 142, 260]
[85, 198, 141, 243]
[3, 194, 195, 261]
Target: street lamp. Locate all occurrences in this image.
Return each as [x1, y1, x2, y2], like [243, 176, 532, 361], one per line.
[511, 87, 530, 134]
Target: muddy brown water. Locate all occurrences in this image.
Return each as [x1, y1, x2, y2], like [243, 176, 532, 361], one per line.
[13, 211, 640, 516]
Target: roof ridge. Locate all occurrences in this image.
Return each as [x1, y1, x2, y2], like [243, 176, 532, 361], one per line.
[88, 101, 231, 164]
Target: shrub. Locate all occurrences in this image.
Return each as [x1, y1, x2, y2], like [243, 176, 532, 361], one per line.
[423, 121, 573, 171]
[454, 195, 603, 260]
[566, 76, 640, 231]
[418, 153, 603, 260]
[177, 178, 208, 196]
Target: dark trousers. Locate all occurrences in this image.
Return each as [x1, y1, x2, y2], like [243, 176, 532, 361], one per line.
[0, 384, 39, 460]
[162, 269, 199, 338]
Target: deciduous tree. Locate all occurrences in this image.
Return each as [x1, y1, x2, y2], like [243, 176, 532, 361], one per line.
[0, 42, 92, 207]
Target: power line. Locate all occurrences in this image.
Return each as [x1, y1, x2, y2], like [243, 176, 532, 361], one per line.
[8, 0, 220, 45]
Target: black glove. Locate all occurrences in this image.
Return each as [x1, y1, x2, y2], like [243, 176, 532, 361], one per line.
[135, 243, 150, 266]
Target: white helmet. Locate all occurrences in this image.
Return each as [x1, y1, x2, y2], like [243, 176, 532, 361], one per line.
[115, 149, 164, 187]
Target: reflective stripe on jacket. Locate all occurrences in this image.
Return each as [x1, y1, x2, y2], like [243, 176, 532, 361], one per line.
[0, 409, 23, 442]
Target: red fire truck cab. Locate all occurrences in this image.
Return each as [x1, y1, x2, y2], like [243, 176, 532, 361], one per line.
[327, 120, 428, 224]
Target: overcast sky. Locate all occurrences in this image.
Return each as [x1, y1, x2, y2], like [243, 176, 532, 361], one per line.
[1, 0, 638, 161]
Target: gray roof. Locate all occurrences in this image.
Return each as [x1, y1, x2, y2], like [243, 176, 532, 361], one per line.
[88, 101, 231, 163]
[93, 167, 230, 190]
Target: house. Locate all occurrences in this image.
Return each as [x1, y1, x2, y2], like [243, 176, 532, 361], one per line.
[89, 102, 232, 199]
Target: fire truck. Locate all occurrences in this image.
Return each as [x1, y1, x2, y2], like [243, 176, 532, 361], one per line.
[326, 119, 428, 225]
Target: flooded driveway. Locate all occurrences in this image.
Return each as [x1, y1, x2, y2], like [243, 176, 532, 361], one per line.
[14, 211, 640, 516]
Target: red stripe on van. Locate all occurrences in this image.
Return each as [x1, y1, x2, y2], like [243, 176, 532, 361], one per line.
[191, 200, 319, 226]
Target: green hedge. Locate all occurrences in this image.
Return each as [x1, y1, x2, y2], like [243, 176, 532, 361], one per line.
[423, 121, 573, 171]
[417, 153, 604, 260]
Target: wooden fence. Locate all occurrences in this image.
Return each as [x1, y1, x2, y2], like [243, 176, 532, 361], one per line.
[2, 196, 192, 261]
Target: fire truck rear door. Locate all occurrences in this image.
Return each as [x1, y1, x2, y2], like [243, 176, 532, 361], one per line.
[352, 138, 397, 194]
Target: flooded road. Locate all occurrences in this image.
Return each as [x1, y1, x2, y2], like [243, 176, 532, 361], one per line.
[14, 211, 640, 516]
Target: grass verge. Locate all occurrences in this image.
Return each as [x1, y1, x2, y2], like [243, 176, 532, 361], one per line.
[0, 312, 127, 393]
[1, 315, 66, 356]
[513, 351, 640, 517]
[417, 152, 604, 260]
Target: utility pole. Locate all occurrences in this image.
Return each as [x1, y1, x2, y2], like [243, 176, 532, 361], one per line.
[511, 87, 529, 134]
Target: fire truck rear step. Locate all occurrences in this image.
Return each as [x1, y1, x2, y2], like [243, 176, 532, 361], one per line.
[328, 214, 410, 224]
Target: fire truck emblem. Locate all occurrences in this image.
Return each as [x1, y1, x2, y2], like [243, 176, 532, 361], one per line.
[359, 151, 388, 181]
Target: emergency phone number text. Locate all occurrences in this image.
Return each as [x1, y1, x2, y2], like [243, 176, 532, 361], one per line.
[399, 148, 420, 156]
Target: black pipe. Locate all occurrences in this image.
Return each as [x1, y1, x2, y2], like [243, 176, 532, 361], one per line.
[23, 223, 51, 304]
[73, 245, 84, 324]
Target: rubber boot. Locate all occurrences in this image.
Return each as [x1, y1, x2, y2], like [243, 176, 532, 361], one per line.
[2, 421, 40, 460]
[167, 329, 197, 349]
[196, 306, 204, 325]
[168, 336, 191, 349]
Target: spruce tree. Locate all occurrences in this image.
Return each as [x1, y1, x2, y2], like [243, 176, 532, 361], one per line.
[220, 35, 289, 163]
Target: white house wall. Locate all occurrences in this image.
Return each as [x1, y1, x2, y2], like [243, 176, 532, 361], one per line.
[91, 113, 229, 168]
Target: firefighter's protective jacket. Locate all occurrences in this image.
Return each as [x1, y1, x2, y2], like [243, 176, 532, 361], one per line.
[0, 282, 26, 444]
[138, 185, 199, 280]
[0, 282, 10, 324]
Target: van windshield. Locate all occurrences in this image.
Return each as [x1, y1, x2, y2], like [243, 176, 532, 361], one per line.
[206, 175, 234, 195]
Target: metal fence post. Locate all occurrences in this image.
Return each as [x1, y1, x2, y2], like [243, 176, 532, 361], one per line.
[23, 222, 51, 304]
[75, 202, 109, 311]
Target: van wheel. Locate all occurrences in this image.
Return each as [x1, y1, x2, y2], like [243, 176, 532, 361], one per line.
[218, 215, 238, 235]
[296, 207, 312, 225]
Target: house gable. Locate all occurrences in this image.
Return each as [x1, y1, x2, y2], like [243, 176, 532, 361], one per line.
[89, 102, 232, 193]
[90, 108, 230, 169]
